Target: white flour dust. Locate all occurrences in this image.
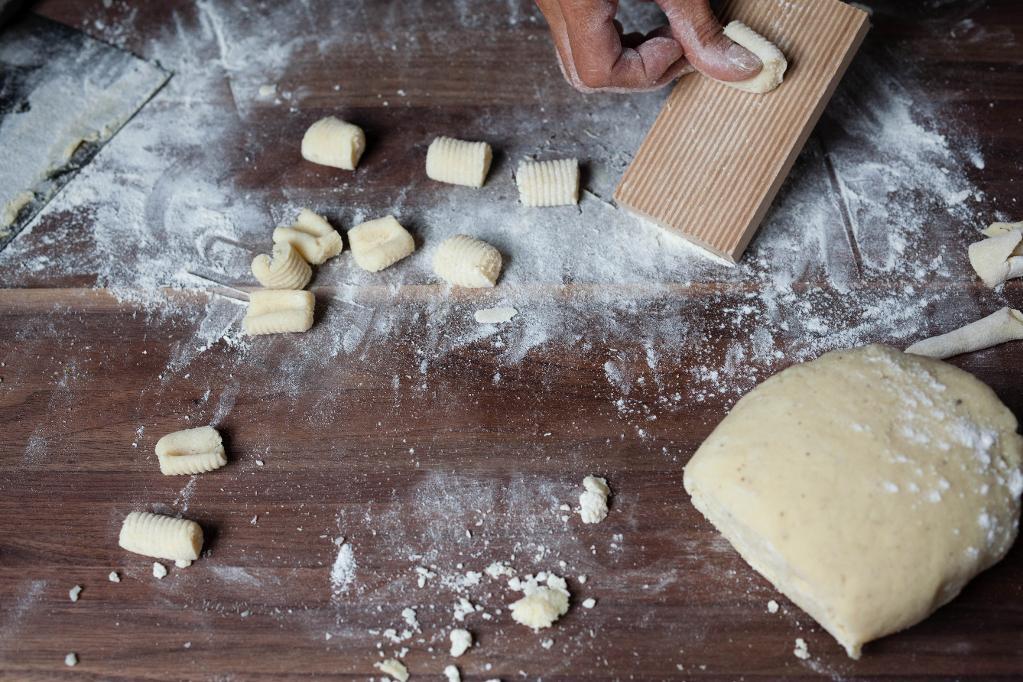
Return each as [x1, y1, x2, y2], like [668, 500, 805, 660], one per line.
[0, 0, 998, 412]
[330, 536, 356, 597]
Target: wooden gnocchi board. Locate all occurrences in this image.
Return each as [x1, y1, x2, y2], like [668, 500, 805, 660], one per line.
[614, 0, 871, 263]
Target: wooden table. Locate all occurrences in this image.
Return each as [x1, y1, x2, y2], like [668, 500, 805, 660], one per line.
[1, 1, 1021, 679]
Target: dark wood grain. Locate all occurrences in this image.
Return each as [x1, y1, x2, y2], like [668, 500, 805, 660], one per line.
[1, 1, 1022, 680]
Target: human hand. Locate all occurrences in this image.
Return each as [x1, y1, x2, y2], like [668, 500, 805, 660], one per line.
[535, 0, 763, 93]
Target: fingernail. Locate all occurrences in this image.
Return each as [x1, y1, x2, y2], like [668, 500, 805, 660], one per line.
[726, 42, 762, 73]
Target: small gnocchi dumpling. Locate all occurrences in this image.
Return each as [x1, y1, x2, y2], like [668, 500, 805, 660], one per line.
[155, 426, 227, 476]
[301, 116, 366, 170]
[272, 209, 343, 265]
[251, 242, 313, 290]
[433, 235, 503, 288]
[119, 511, 203, 563]
[717, 21, 788, 94]
[243, 289, 315, 335]
[516, 158, 579, 207]
[348, 216, 416, 272]
[426, 136, 493, 188]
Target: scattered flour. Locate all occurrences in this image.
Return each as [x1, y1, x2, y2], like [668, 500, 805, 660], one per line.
[330, 537, 356, 596]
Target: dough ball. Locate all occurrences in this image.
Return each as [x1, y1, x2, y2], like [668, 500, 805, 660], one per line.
[684, 345, 1022, 658]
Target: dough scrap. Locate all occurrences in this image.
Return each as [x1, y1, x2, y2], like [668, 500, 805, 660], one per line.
[449, 628, 473, 657]
[968, 230, 1023, 288]
[374, 659, 409, 681]
[433, 235, 503, 288]
[516, 158, 579, 207]
[243, 289, 315, 336]
[578, 475, 611, 524]
[251, 242, 313, 290]
[906, 307, 1023, 359]
[119, 511, 204, 563]
[348, 215, 415, 272]
[155, 425, 227, 476]
[684, 345, 1023, 658]
[301, 116, 366, 171]
[272, 209, 343, 265]
[426, 136, 493, 188]
[509, 573, 571, 631]
[474, 306, 518, 324]
[718, 21, 788, 94]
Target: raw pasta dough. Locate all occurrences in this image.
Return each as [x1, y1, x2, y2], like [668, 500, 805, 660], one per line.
[251, 242, 313, 290]
[718, 21, 788, 94]
[510, 574, 571, 631]
[243, 289, 315, 335]
[119, 511, 204, 562]
[969, 230, 1023, 288]
[273, 209, 343, 265]
[578, 475, 611, 524]
[684, 345, 1023, 658]
[347, 215, 415, 272]
[301, 117, 366, 170]
[155, 425, 227, 476]
[516, 159, 579, 207]
[433, 235, 503, 288]
[426, 136, 493, 188]
[906, 307, 1023, 359]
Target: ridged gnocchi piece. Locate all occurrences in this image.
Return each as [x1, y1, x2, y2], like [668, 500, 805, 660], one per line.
[516, 159, 579, 207]
[301, 116, 366, 170]
[426, 136, 493, 188]
[717, 21, 788, 94]
[118, 511, 203, 562]
[251, 242, 313, 290]
[272, 209, 343, 265]
[348, 216, 416, 272]
[155, 426, 227, 476]
[243, 289, 315, 335]
[433, 235, 503, 288]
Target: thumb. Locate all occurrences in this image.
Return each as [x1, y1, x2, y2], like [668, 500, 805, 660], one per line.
[656, 0, 762, 82]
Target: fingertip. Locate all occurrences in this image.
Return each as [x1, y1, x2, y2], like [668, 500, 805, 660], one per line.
[722, 41, 763, 80]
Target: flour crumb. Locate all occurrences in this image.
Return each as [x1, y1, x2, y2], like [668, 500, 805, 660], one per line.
[415, 565, 436, 588]
[767, 599, 779, 614]
[401, 607, 420, 631]
[64, 652, 78, 667]
[793, 637, 811, 660]
[450, 628, 473, 657]
[582, 597, 596, 609]
[541, 638, 554, 649]
[175, 559, 192, 569]
[485, 561, 515, 579]
[578, 574, 588, 584]
[152, 562, 168, 579]
[108, 571, 120, 583]
[578, 475, 611, 524]
[444, 664, 461, 682]
[375, 658, 409, 681]
[69, 585, 82, 602]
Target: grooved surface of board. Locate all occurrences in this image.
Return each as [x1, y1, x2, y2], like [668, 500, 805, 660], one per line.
[614, 0, 871, 262]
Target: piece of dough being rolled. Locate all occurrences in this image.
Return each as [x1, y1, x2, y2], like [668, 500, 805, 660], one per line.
[684, 345, 1022, 658]
[717, 21, 788, 94]
[906, 307, 1023, 359]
